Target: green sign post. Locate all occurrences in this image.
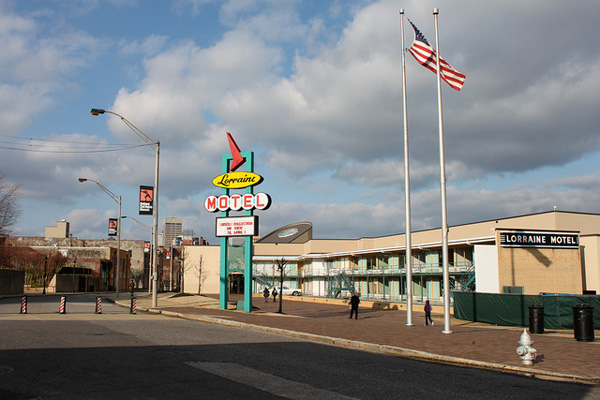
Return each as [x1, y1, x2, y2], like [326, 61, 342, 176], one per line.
[219, 151, 255, 312]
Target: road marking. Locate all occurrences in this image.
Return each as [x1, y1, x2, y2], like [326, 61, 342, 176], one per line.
[187, 361, 359, 400]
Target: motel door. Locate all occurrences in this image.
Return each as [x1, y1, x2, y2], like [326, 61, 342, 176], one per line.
[228, 273, 244, 294]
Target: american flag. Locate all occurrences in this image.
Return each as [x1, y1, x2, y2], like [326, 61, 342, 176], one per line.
[407, 19, 466, 91]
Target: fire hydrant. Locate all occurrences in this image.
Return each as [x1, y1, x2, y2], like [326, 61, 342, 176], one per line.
[516, 329, 537, 366]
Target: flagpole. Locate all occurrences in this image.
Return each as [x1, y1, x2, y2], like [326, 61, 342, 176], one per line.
[433, 8, 452, 334]
[400, 9, 414, 327]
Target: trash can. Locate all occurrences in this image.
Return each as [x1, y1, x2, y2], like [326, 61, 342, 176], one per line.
[529, 304, 544, 334]
[572, 304, 595, 342]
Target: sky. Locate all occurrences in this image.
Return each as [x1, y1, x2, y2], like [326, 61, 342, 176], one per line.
[2, 0, 600, 245]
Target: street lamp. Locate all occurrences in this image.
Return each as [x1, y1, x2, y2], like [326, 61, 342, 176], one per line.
[43, 256, 48, 295]
[79, 178, 122, 296]
[122, 215, 154, 293]
[91, 108, 160, 308]
[72, 258, 76, 293]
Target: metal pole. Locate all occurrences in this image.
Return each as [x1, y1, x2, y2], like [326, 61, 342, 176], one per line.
[433, 8, 452, 334]
[400, 9, 414, 327]
[149, 229, 153, 293]
[152, 141, 160, 308]
[78, 178, 122, 297]
[43, 256, 48, 295]
[116, 196, 121, 297]
[90, 109, 160, 307]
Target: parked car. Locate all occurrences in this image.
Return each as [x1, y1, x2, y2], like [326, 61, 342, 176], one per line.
[259, 286, 302, 296]
[269, 286, 302, 296]
[282, 287, 302, 296]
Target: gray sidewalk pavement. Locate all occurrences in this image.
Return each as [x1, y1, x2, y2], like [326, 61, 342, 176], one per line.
[113, 292, 600, 385]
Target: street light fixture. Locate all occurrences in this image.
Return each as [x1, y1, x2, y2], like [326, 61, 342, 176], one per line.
[79, 178, 122, 296]
[122, 215, 154, 293]
[91, 108, 160, 308]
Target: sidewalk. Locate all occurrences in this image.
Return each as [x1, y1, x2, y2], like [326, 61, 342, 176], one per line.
[115, 292, 600, 385]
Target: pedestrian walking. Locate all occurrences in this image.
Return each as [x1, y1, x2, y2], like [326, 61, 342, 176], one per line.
[263, 287, 270, 302]
[424, 300, 434, 326]
[349, 292, 360, 319]
[272, 287, 278, 302]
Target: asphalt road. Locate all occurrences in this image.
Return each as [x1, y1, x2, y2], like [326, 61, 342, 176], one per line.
[0, 295, 598, 399]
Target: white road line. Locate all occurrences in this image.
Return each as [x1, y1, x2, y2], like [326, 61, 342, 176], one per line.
[187, 361, 359, 400]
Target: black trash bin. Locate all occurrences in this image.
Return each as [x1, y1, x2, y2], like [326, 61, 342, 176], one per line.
[572, 304, 595, 342]
[529, 304, 544, 334]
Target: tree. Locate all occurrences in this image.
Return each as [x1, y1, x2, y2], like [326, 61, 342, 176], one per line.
[0, 171, 21, 235]
[275, 258, 287, 314]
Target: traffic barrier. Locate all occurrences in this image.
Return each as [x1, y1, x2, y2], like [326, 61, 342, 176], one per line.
[20, 295, 27, 314]
[95, 296, 102, 314]
[59, 296, 67, 314]
[130, 297, 137, 314]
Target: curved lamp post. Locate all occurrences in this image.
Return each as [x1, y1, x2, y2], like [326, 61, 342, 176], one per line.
[122, 215, 154, 293]
[91, 108, 160, 308]
[79, 178, 122, 296]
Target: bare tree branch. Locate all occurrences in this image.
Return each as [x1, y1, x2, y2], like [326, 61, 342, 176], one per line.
[0, 171, 21, 235]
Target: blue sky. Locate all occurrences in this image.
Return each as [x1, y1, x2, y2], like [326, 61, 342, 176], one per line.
[2, 0, 600, 244]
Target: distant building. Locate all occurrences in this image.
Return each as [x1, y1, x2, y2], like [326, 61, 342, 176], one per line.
[45, 220, 70, 239]
[162, 217, 182, 246]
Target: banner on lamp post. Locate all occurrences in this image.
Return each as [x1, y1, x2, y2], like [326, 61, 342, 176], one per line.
[139, 185, 154, 215]
[108, 218, 118, 236]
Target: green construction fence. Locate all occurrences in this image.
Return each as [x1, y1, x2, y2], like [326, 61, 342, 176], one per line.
[453, 291, 600, 330]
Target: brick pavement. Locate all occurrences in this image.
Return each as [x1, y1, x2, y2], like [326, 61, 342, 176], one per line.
[128, 293, 600, 384]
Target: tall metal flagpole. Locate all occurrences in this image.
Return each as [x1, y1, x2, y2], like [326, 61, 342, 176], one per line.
[400, 9, 414, 327]
[433, 8, 452, 334]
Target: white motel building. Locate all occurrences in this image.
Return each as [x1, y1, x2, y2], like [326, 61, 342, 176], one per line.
[182, 210, 600, 302]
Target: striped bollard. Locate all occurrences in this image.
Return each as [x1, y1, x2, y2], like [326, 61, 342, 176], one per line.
[95, 296, 102, 314]
[20, 295, 27, 314]
[130, 297, 136, 314]
[59, 296, 67, 314]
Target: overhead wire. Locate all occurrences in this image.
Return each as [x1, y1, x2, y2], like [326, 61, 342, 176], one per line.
[0, 135, 148, 154]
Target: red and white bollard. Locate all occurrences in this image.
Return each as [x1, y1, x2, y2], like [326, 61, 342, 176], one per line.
[59, 296, 67, 314]
[95, 296, 102, 314]
[130, 297, 136, 314]
[20, 295, 27, 314]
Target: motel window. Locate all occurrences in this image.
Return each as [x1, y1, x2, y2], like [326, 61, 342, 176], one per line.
[454, 247, 473, 266]
[348, 257, 358, 271]
[412, 251, 426, 266]
[377, 255, 388, 269]
[397, 253, 405, 268]
[366, 256, 376, 270]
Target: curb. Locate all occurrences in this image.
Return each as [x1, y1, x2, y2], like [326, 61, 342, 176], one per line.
[112, 300, 599, 385]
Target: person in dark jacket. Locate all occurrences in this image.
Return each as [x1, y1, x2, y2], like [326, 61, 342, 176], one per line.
[271, 287, 278, 302]
[349, 292, 360, 319]
[424, 300, 434, 326]
[263, 287, 270, 302]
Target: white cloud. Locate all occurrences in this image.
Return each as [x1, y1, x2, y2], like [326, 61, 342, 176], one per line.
[4, 0, 600, 242]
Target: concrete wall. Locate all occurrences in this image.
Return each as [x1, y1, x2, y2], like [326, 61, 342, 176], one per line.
[182, 246, 220, 294]
[0, 270, 24, 294]
[474, 245, 499, 293]
[580, 235, 600, 294]
[55, 275, 101, 293]
[496, 231, 582, 295]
